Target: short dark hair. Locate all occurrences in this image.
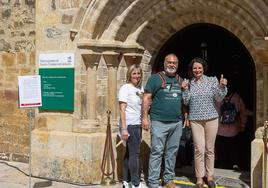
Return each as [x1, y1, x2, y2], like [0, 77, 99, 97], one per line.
[188, 57, 208, 78]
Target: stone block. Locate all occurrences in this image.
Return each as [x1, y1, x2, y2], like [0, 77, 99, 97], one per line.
[0, 102, 15, 114]
[3, 89, 17, 101]
[29, 52, 35, 66]
[45, 115, 73, 132]
[0, 39, 11, 51]
[61, 14, 73, 24]
[17, 52, 26, 64]
[48, 131, 76, 158]
[2, 53, 15, 67]
[251, 139, 264, 188]
[20, 68, 32, 74]
[32, 130, 108, 183]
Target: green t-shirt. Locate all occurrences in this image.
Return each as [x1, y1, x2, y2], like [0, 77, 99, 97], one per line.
[145, 73, 183, 121]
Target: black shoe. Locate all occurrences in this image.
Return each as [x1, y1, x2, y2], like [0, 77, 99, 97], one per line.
[207, 180, 216, 188]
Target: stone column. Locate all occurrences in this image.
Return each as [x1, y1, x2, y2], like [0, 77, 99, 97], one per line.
[83, 54, 101, 120]
[264, 65, 268, 121]
[96, 55, 108, 123]
[103, 52, 120, 121]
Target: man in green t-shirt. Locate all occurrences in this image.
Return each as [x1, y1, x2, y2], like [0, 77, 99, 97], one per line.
[142, 54, 184, 188]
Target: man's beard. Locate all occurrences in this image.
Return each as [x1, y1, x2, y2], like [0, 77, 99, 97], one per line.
[165, 67, 177, 75]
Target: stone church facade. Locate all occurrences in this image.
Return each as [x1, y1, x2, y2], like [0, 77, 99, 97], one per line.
[1, 0, 268, 187]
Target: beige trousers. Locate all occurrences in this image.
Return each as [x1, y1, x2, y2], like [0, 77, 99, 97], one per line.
[191, 118, 218, 178]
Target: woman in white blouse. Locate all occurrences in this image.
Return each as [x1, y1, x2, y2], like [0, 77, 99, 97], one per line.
[118, 64, 146, 188]
[181, 57, 227, 188]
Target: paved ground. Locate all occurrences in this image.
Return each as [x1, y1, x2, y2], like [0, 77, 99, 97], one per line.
[0, 160, 250, 188]
[0, 160, 122, 188]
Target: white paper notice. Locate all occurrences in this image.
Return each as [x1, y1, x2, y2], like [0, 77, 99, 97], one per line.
[18, 75, 42, 108]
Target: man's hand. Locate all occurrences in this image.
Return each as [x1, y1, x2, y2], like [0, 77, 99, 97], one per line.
[142, 92, 152, 131]
[142, 118, 150, 131]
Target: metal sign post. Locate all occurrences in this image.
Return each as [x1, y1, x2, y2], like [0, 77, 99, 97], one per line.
[28, 108, 34, 188]
[18, 75, 42, 188]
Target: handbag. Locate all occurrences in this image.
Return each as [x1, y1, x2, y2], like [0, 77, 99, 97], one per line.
[181, 126, 192, 142]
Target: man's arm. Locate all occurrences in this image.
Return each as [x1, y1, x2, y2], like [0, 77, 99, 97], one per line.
[142, 92, 152, 131]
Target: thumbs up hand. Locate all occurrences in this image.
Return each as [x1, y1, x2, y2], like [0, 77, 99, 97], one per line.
[219, 74, 227, 88]
[181, 78, 188, 91]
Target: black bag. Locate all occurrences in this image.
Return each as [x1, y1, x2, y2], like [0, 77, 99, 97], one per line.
[181, 126, 192, 142]
[220, 93, 239, 124]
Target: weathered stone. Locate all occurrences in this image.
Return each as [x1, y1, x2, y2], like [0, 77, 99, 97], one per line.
[4, 90, 17, 101]
[59, 0, 80, 9]
[1, 0, 11, 5]
[17, 52, 26, 64]
[29, 52, 35, 65]
[20, 68, 32, 74]
[2, 9, 11, 19]
[29, 30, 35, 36]
[14, 0, 20, 7]
[2, 53, 15, 66]
[25, 0, 35, 6]
[51, 0, 56, 10]
[15, 40, 34, 51]
[0, 102, 15, 114]
[46, 27, 64, 38]
[0, 70, 3, 80]
[61, 14, 73, 25]
[0, 39, 11, 51]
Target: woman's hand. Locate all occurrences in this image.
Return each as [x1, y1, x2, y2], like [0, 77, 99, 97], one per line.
[183, 119, 190, 128]
[219, 74, 227, 88]
[181, 78, 188, 91]
[121, 129, 129, 141]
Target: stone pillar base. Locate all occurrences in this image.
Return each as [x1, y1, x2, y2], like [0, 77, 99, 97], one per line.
[32, 130, 110, 184]
[251, 138, 265, 188]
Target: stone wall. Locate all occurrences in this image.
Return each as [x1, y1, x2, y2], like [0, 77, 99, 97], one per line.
[0, 0, 35, 162]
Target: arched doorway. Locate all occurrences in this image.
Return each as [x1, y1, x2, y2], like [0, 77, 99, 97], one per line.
[154, 23, 255, 171]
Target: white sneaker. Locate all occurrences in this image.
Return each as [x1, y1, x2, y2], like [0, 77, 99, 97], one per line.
[134, 182, 148, 188]
[123, 181, 132, 188]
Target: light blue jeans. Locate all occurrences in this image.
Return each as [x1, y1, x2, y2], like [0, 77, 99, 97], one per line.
[148, 120, 182, 187]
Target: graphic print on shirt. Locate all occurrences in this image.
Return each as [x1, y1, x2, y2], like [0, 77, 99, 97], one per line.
[163, 83, 181, 100]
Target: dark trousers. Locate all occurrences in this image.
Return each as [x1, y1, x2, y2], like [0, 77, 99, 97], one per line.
[123, 124, 141, 186]
[216, 135, 239, 169]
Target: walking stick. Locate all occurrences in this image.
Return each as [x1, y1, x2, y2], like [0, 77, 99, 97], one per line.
[100, 110, 116, 185]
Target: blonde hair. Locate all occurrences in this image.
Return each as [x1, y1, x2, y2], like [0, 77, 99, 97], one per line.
[126, 64, 143, 88]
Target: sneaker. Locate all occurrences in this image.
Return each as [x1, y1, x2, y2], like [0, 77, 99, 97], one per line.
[134, 182, 148, 188]
[123, 181, 132, 188]
[233, 164, 240, 170]
[164, 181, 181, 188]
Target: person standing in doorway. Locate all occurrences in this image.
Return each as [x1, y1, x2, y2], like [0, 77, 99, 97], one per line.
[216, 80, 248, 170]
[181, 57, 227, 188]
[142, 53, 185, 188]
[118, 64, 147, 188]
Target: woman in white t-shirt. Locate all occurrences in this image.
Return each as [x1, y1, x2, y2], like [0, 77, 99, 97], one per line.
[119, 64, 145, 188]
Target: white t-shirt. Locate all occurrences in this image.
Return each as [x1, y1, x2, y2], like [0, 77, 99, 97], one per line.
[118, 83, 144, 126]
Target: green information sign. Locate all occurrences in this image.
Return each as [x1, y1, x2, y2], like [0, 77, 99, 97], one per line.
[39, 68, 74, 111]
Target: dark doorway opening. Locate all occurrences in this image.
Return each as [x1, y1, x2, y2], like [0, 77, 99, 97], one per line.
[154, 23, 255, 171]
